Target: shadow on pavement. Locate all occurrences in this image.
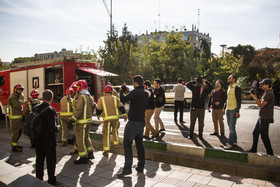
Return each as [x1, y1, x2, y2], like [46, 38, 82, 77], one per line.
[175, 122, 189, 138]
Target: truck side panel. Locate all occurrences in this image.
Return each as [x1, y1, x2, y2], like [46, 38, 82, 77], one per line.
[27, 67, 45, 99]
[10, 70, 28, 99]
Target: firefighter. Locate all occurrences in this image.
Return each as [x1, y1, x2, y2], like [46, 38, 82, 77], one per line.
[72, 80, 96, 164]
[96, 85, 127, 156]
[8, 84, 25, 152]
[103, 82, 119, 98]
[60, 87, 74, 146]
[23, 89, 41, 148]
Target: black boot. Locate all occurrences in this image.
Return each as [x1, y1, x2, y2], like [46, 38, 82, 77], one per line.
[12, 146, 22, 152]
[74, 157, 88, 164]
[88, 152, 95, 159]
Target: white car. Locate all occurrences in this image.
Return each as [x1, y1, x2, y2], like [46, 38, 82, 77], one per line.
[161, 84, 192, 107]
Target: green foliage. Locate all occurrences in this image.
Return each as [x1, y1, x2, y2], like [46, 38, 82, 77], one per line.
[11, 57, 41, 64]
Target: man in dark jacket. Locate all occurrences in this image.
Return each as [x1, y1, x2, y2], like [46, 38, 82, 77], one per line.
[186, 76, 213, 139]
[153, 78, 166, 132]
[117, 75, 149, 177]
[34, 89, 62, 186]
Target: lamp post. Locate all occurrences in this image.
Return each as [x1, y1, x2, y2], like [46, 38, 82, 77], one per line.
[220, 44, 227, 57]
[102, 0, 112, 38]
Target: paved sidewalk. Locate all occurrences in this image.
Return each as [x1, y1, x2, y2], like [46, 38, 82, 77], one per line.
[0, 129, 279, 187]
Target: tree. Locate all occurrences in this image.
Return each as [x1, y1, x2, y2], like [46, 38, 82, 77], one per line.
[98, 24, 138, 84]
[228, 44, 256, 78]
[248, 48, 280, 79]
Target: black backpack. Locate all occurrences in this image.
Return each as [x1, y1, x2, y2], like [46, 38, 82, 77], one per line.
[24, 106, 49, 139]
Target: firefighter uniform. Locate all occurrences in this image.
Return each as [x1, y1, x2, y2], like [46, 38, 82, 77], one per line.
[73, 80, 95, 164]
[8, 86, 24, 152]
[60, 95, 73, 145]
[96, 86, 127, 156]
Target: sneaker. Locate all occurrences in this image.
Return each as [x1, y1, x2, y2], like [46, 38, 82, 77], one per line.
[223, 143, 233, 150]
[117, 170, 132, 178]
[12, 146, 22, 152]
[199, 135, 204, 140]
[233, 142, 238, 146]
[187, 135, 193, 139]
[159, 129, 165, 132]
[88, 152, 95, 159]
[143, 135, 150, 140]
[180, 121, 185, 124]
[136, 167, 144, 173]
[210, 132, 218, 136]
[151, 133, 159, 139]
[220, 133, 225, 137]
[103, 151, 109, 156]
[74, 157, 89, 164]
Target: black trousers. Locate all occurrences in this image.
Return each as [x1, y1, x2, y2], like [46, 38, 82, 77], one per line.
[251, 118, 274, 155]
[174, 101, 184, 122]
[35, 146, 57, 184]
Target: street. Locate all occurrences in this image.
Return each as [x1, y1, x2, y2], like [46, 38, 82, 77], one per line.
[1, 103, 279, 156]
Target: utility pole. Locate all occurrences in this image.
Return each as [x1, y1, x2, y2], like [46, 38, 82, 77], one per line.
[102, 0, 112, 38]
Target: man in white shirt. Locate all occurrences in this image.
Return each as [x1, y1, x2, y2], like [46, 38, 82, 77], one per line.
[173, 78, 186, 124]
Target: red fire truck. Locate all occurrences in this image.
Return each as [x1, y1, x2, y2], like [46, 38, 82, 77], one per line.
[0, 59, 118, 117]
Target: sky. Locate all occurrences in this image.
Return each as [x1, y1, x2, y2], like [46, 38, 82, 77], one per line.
[0, 0, 280, 62]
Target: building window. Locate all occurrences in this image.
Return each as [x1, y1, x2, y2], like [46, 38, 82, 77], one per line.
[196, 36, 199, 41]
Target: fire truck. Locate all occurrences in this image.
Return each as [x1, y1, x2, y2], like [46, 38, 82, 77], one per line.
[0, 59, 118, 118]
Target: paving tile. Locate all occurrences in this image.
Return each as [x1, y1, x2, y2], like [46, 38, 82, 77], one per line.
[265, 181, 280, 187]
[153, 182, 177, 187]
[176, 180, 196, 187]
[232, 183, 257, 187]
[56, 176, 77, 186]
[89, 177, 116, 186]
[190, 169, 203, 175]
[253, 179, 266, 186]
[168, 170, 192, 180]
[208, 177, 234, 187]
[187, 174, 212, 184]
[200, 171, 212, 177]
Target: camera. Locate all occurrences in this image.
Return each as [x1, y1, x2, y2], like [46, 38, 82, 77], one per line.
[245, 89, 255, 96]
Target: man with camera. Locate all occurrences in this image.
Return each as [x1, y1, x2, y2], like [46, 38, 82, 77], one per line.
[186, 76, 213, 139]
[247, 78, 274, 156]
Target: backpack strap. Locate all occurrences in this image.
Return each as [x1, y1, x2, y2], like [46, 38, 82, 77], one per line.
[39, 106, 51, 115]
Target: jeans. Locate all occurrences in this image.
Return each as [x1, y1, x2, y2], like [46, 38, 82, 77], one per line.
[123, 121, 145, 172]
[174, 101, 184, 122]
[226, 109, 238, 145]
[251, 118, 274, 155]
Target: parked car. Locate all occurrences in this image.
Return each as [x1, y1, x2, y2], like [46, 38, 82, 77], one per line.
[161, 84, 192, 107]
[113, 85, 134, 93]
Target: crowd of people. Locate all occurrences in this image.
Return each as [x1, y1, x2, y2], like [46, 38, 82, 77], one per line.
[7, 74, 277, 186]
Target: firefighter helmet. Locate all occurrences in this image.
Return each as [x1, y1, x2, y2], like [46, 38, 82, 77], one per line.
[104, 85, 113, 93]
[106, 82, 112, 86]
[76, 80, 88, 91]
[66, 87, 74, 96]
[71, 81, 78, 92]
[30, 89, 39, 99]
[14, 84, 24, 92]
